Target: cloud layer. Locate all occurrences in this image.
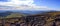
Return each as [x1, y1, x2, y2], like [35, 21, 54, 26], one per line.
[0, 0, 34, 6]
[0, 0, 51, 11]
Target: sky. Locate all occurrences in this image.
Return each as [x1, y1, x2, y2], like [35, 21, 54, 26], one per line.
[0, 0, 60, 11]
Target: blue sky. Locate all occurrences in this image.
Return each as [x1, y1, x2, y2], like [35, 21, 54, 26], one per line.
[0, 0, 60, 11]
[0, 0, 10, 2]
[34, 0, 60, 9]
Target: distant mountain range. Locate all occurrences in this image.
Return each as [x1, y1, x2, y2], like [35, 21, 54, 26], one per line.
[0, 5, 59, 17]
[0, 10, 58, 17]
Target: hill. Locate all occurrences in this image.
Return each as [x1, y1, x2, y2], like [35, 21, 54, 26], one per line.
[0, 10, 60, 26]
[0, 11, 26, 19]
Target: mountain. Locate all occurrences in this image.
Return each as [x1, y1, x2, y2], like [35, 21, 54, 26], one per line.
[0, 11, 13, 17]
[0, 10, 60, 26]
[0, 10, 57, 17]
[10, 10, 57, 15]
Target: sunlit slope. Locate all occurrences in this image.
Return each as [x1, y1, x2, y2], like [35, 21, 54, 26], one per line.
[29, 11, 60, 26]
[42, 12, 60, 26]
[1, 13, 26, 19]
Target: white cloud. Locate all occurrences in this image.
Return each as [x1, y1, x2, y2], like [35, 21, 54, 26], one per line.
[0, 0, 51, 11]
[0, 0, 34, 6]
[0, 5, 51, 11]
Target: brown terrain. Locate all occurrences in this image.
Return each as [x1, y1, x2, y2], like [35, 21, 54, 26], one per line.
[0, 11, 60, 26]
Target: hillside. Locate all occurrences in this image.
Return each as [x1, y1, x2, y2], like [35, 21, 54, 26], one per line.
[0, 11, 60, 26]
[32, 11, 60, 26]
[0, 11, 26, 19]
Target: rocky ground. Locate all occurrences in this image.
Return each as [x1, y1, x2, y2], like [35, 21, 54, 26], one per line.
[0, 11, 60, 26]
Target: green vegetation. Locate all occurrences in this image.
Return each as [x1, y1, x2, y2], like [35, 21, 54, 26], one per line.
[0, 13, 26, 19]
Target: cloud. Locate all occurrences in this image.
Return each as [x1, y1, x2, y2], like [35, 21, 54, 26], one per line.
[0, 5, 51, 11]
[0, 0, 51, 11]
[0, 0, 34, 6]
